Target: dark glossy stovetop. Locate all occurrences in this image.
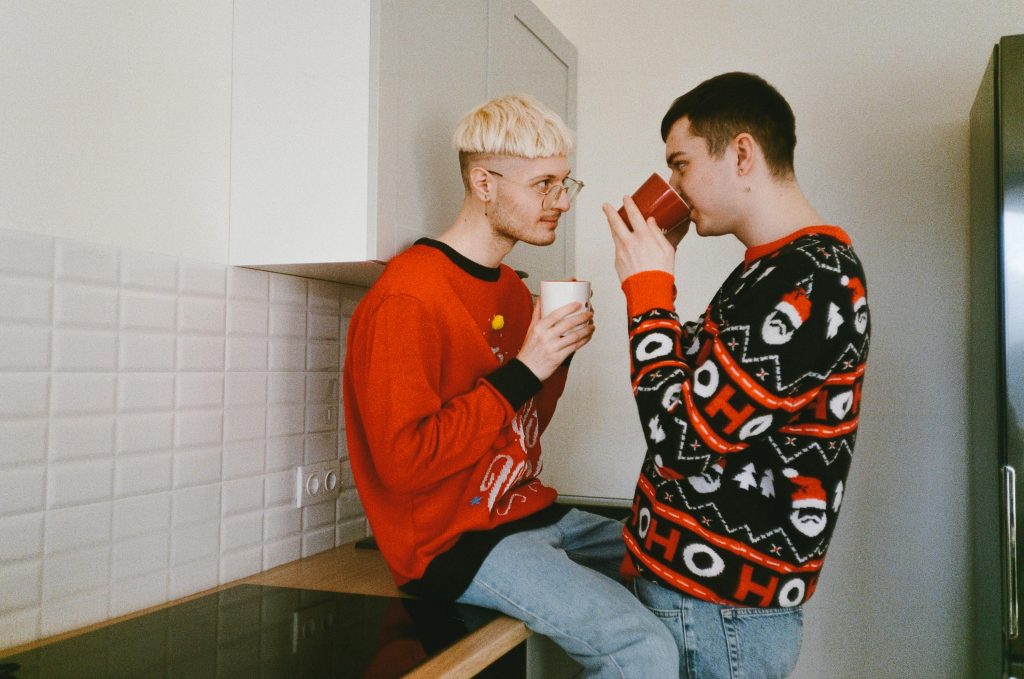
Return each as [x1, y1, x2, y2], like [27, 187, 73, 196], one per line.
[0, 585, 504, 679]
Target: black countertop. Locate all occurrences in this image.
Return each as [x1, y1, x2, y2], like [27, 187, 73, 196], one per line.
[0, 585, 505, 679]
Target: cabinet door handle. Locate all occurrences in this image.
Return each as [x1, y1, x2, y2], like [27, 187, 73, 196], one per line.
[1004, 465, 1019, 640]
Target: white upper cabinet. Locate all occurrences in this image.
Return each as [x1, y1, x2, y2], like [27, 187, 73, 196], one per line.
[230, 0, 577, 290]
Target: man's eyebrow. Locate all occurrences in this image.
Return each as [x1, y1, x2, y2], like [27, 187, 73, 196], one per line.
[666, 152, 686, 166]
[528, 170, 570, 182]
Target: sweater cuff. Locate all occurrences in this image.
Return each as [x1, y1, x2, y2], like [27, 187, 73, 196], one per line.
[621, 270, 676, 317]
[484, 358, 543, 412]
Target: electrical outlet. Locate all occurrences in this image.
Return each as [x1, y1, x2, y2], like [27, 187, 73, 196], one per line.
[295, 460, 342, 508]
[291, 598, 339, 654]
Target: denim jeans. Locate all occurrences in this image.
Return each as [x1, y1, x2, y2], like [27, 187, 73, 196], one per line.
[632, 576, 803, 679]
[456, 508, 678, 678]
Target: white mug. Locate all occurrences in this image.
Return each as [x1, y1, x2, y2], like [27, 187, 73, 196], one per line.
[540, 280, 591, 317]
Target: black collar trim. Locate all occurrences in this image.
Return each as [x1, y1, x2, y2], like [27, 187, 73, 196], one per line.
[415, 238, 502, 282]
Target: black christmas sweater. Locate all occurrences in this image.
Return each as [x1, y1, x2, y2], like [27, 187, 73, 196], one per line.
[620, 225, 870, 609]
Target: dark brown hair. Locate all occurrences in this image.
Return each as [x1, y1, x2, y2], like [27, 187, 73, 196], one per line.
[661, 72, 796, 178]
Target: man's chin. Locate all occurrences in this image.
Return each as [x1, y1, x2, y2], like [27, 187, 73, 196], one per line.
[522, 232, 557, 247]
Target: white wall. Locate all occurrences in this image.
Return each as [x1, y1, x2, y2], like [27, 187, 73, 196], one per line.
[533, 1, 1024, 677]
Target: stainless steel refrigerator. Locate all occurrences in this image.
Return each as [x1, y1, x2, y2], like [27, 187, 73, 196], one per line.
[971, 33, 1024, 679]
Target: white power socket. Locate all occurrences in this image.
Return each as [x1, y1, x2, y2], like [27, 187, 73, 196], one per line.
[295, 460, 342, 508]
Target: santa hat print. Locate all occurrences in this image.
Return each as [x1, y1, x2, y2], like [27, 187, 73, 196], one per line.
[775, 288, 812, 329]
[841, 276, 866, 312]
[782, 468, 827, 510]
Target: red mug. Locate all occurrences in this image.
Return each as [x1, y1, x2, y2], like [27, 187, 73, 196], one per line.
[618, 173, 691, 233]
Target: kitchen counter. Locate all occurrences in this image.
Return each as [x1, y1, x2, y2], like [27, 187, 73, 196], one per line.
[0, 542, 532, 678]
[242, 542, 533, 677]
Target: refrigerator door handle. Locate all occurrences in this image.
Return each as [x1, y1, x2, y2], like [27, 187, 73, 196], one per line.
[1004, 465, 1019, 640]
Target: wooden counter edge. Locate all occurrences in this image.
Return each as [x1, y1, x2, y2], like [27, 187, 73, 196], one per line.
[405, 615, 531, 679]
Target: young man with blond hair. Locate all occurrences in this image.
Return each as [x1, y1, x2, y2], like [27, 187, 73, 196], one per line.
[344, 94, 677, 677]
[605, 72, 870, 678]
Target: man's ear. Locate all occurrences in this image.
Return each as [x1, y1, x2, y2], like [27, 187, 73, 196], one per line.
[733, 133, 757, 176]
[468, 166, 493, 202]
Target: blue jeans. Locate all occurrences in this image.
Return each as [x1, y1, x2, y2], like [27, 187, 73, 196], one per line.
[456, 508, 678, 678]
[632, 576, 803, 679]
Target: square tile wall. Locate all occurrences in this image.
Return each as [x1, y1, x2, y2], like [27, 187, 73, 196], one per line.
[0, 227, 367, 648]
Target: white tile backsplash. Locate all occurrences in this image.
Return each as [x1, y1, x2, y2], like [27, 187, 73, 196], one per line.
[222, 476, 263, 517]
[225, 337, 267, 371]
[168, 557, 217, 600]
[51, 374, 117, 415]
[0, 466, 46, 515]
[178, 297, 226, 335]
[52, 329, 117, 371]
[221, 513, 262, 552]
[309, 280, 341, 312]
[0, 230, 53, 277]
[42, 545, 110, 600]
[177, 336, 225, 371]
[110, 570, 168, 618]
[2, 560, 42, 611]
[267, 404, 303, 438]
[0, 607, 39, 650]
[224, 372, 266, 406]
[0, 276, 52, 323]
[222, 439, 265, 479]
[307, 312, 339, 340]
[172, 446, 222, 489]
[0, 228, 365, 648]
[269, 307, 306, 338]
[0, 420, 47, 466]
[306, 342, 339, 371]
[171, 522, 219, 567]
[173, 410, 222, 448]
[113, 493, 171, 541]
[112, 532, 170, 581]
[227, 300, 268, 336]
[44, 503, 112, 555]
[0, 513, 43, 562]
[223, 406, 266, 443]
[119, 333, 176, 371]
[0, 374, 49, 418]
[55, 240, 119, 285]
[49, 415, 115, 460]
[120, 291, 177, 331]
[172, 484, 221, 527]
[227, 267, 267, 301]
[47, 459, 113, 508]
[174, 372, 224, 410]
[0, 326, 50, 370]
[267, 340, 305, 371]
[268, 372, 304, 404]
[54, 284, 118, 328]
[116, 412, 173, 454]
[114, 451, 173, 498]
[270, 275, 307, 305]
[121, 251, 178, 292]
[40, 590, 108, 638]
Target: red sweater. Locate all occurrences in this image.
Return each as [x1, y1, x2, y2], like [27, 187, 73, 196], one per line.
[343, 240, 568, 589]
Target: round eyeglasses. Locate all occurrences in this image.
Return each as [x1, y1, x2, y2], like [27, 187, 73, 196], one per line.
[484, 169, 584, 210]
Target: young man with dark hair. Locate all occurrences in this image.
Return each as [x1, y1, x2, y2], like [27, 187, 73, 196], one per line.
[604, 72, 870, 678]
[344, 94, 677, 678]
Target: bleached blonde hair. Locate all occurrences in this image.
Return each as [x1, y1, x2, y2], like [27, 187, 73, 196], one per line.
[453, 94, 574, 187]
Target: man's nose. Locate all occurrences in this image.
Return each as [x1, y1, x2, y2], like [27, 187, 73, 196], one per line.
[554, 187, 571, 212]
